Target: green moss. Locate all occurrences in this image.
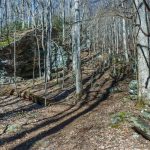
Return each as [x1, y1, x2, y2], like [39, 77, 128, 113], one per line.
[0, 37, 13, 47]
[111, 124, 120, 128]
[110, 111, 129, 128]
[135, 99, 146, 109]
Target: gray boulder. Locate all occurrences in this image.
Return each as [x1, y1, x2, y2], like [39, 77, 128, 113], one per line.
[129, 80, 138, 95]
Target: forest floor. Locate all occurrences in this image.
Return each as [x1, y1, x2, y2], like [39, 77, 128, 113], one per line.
[0, 70, 150, 150]
[0, 52, 150, 150]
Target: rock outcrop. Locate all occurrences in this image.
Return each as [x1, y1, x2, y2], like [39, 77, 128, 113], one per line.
[0, 28, 69, 79]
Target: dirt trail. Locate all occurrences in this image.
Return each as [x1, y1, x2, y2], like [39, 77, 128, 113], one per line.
[0, 71, 150, 150]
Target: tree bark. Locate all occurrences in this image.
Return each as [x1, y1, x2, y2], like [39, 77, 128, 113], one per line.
[135, 0, 150, 100]
[72, 0, 82, 97]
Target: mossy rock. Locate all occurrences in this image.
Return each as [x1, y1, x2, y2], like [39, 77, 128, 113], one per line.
[110, 112, 128, 127]
[130, 116, 150, 140]
[130, 95, 138, 101]
[6, 124, 22, 133]
[129, 80, 138, 95]
[109, 87, 122, 93]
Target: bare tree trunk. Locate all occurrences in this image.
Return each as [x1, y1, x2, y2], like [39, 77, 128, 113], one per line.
[135, 0, 150, 100]
[123, 17, 129, 62]
[13, 24, 19, 96]
[72, 0, 82, 98]
[44, 0, 52, 106]
[62, 0, 65, 44]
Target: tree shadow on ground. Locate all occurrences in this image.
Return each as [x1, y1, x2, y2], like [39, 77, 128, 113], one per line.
[82, 52, 100, 65]
[29, 66, 103, 105]
[81, 77, 109, 105]
[13, 81, 115, 150]
[0, 104, 75, 145]
[0, 75, 115, 150]
[0, 98, 22, 108]
[47, 66, 106, 103]
[0, 96, 18, 105]
[0, 96, 7, 100]
[0, 103, 42, 120]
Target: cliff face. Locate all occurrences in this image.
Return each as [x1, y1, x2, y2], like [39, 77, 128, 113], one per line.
[0, 28, 69, 79]
[0, 30, 41, 78]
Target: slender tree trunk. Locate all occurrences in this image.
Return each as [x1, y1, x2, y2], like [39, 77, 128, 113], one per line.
[72, 0, 82, 97]
[13, 25, 18, 95]
[62, 0, 65, 44]
[123, 17, 129, 62]
[44, 0, 52, 106]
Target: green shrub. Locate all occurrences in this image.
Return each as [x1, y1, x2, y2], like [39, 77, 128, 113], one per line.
[0, 37, 14, 47]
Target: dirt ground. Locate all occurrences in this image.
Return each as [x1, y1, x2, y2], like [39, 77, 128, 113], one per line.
[0, 69, 150, 150]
